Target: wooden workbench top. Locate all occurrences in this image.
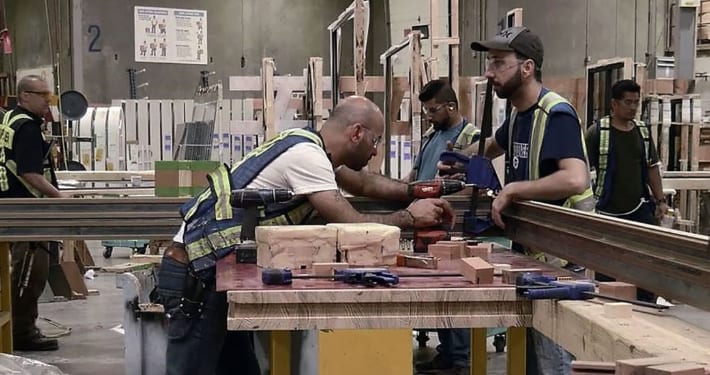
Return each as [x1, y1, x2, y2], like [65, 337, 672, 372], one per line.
[218, 250, 570, 331]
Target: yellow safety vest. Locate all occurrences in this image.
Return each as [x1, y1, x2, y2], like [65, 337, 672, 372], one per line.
[180, 128, 324, 272]
[0, 110, 52, 198]
[594, 116, 652, 202]
[508, 91, 595, 212]
[414, 122, 480, 180]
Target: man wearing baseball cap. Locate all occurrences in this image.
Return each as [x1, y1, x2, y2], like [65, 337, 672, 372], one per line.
[432, 26, 593, 375]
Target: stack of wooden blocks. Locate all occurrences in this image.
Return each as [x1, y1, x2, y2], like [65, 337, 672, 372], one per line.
[572, 358, 708, 374]
[154, 160, 222, 197]
[427, 239, 495, 285]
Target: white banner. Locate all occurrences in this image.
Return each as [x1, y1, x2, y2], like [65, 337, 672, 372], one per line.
[134, 6, 207, 65]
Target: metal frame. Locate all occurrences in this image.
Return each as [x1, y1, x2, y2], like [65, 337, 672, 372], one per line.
[327, 0, 369, 106]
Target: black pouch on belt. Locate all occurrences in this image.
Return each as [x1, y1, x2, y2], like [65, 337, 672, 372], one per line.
[179, 268, 207, 318]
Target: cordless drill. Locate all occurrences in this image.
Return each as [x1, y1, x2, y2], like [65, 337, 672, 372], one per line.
[407, 179, 468, 199]
[407, 180, 469, 252]
[231, 188, 295, 263]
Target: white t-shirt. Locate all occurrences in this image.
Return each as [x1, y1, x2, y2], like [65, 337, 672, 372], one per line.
[173, 142, 338, 242]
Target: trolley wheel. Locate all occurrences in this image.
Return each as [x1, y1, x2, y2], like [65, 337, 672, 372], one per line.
[103, 246, 113, 259]
[493, 333, 506, 353]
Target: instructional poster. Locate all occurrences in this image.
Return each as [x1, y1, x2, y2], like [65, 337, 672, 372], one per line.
[134, 6, 207, 65]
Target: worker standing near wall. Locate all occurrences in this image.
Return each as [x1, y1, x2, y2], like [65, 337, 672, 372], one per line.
[156, 96, 455, 375]
[585, 79, 668, 302]
[0, 75, 65, 351]
[439, 26, 593, 375]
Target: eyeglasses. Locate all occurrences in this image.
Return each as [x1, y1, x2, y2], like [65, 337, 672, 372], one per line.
[362, 126, 382, 149]
[24, 90, 53, 99]
[423, 103, 447, 116]
[485, 58, 523, 73]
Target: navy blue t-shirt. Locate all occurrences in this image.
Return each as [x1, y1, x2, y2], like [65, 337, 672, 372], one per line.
[494, 98, 586, 203]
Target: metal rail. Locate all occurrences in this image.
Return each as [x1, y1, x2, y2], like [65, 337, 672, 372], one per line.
[0, 197, 708, 310]
[504, 201, 710, 311]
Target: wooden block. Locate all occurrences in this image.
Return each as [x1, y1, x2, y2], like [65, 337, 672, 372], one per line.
[502, 268, 542, 284]
[603, 302, 633, 319]
[312, 262, 349, 276]
[326, 223, 401, 266]
[435, 240, 467, 258]
[616, 357, 682, 375]
[459, 257, 494, 284]
[493, 263, 511, 276]
[396, 253, 439, 269]
[256, 225, 338, 269]
[599, 281, 637, 300]
[646, 363, 705, 375]
[571, 360, 615, 372]
[87, 289, 100, 296]
[428, 243, 464, 260]
[466, 242, 492, 261]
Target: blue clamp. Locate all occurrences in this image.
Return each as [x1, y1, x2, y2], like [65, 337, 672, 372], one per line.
[334, 268, 400, 286]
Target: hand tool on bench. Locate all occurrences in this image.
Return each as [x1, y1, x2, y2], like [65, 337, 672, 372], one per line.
[261, 267, 462, 287]
[515, 272, 669, 309]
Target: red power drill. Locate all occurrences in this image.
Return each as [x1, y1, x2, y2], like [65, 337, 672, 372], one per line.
[407, 180, 469, 252]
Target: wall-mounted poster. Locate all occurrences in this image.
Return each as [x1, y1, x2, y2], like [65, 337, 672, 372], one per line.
[134, 6, 207, 65]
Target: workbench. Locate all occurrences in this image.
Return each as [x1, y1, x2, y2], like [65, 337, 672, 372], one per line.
[216, 250, 575, 375]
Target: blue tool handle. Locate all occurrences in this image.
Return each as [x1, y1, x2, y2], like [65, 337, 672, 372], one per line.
[261, 268, 292, 285]
[524, 286, 573, 300]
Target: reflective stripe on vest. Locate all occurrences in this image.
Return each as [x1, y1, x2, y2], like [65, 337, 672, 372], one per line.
[180, 127, 324, 272]
[0, 110, 48, 197]
[508, 91, 595, 211]
[593, 116, 652, 201]
[415, 122, 480, 180]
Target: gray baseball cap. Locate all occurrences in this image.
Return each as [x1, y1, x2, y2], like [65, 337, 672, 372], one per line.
[471, 26, 544, 68]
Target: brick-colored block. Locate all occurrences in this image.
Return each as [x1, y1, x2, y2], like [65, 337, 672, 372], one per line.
[616, 357, 682, 375]
[501, 268, 542, 285]
[466, 242, 492, 261]
[646, 363, 705, 375]
[435, 240, 467, 258]
[459, 257, 494, 284]
[603, 302, 633, 319]
[493, 263, 511, 276]
[312, 262, 349, 276]
[326, 223, 400, 266]
[428, 243, 464, 260]
[599, 281, 637, 300]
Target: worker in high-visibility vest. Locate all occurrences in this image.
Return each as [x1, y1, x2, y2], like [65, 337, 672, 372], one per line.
[157, 96, 455, 375]
[585, 79, 668, 303]
[0, 75, 65, 351]
[436, 26, 590, 375]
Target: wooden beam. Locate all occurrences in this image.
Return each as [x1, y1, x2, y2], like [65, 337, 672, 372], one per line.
[533, 300, 710, 364]
[450, 0, 460, 100]
[410, 31, 424, 159]
[261, 58, 276, 140]
[354, 0, 367, 96]
[309, 57, 324, 130]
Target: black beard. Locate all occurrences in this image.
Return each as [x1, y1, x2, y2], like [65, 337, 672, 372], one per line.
[494, 69, 523, 99]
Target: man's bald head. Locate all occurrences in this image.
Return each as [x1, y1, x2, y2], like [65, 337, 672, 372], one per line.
[327, 96, 384, 134]
[320, 96, 384, 171]
[17, 75, 51, 116]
